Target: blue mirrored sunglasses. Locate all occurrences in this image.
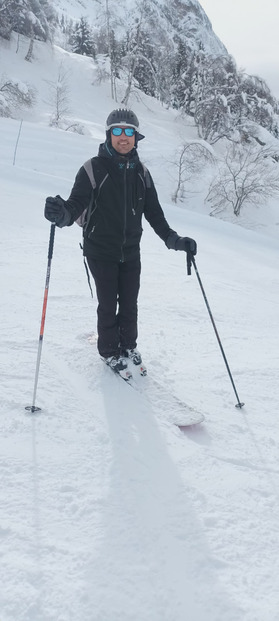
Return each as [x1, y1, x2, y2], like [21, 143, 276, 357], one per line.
[111, 127, 136, 137]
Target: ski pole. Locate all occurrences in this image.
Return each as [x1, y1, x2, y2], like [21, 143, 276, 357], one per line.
[187, 253, 244, 409]
[26, 223, 56, 413]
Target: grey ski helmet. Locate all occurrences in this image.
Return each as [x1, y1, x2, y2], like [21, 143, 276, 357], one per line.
[106, 108, 139, 131]
[105, 108, 145, 146]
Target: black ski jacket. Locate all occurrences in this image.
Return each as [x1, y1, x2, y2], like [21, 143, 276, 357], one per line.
[64, 142, 174, 262]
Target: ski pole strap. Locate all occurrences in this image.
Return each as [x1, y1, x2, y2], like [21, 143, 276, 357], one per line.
[84, 258, 94, 298]
[79, 243, 94, 298]
[186, 252, 192, 275]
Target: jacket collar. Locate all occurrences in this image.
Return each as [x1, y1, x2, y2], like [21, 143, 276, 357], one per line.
[98, 141, 140, 167]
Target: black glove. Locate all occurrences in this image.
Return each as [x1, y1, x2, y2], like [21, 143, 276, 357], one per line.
[166, 231, 197, 255]
[44, 195, 70, 228]
[175, 236, 197, 254]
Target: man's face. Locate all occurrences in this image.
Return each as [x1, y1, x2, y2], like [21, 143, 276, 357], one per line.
[110, 126, 136, 154]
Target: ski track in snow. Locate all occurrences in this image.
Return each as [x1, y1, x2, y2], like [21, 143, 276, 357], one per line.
[1, 330, 239, 621]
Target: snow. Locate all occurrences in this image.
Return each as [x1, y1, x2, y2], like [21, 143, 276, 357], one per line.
[1, 35, 279, 621]
[53, 0, 227, 56]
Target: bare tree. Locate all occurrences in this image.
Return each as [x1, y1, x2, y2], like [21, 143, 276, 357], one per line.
[92, 54, 110, 85]
[207, 142, 279, 216]
[45, 64, 84, 133]
[47, 64, 71, 127]
[103, 0, 118, 100]
[92, 0, 122, 100]
[172, 142, 215, 203]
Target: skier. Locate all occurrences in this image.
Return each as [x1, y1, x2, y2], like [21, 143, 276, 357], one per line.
[44, 108, 197, 379]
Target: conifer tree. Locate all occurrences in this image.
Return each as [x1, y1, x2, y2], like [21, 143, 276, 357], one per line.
[0, 0, 53, 41]
[71, 16, 95, 57]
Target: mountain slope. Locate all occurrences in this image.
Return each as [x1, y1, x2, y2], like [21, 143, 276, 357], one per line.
[1, 35, 279, 621]
[1, 112, 279, 620]
[53, 0, 227, 56]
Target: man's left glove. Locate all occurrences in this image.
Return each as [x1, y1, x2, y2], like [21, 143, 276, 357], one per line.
[166, 231, 197, 255]
[44, 195, 70, 228]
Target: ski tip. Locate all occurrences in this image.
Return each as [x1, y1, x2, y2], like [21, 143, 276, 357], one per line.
[175, 413, 205, 427]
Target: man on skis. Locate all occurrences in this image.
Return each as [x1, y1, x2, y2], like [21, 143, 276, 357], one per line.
[44, 108, 197, 380]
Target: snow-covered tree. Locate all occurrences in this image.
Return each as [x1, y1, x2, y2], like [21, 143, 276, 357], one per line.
[121, 11, 159, 105]
[0, 0, 27, 39]
[193, 55, 239, 143]
[120, 0, 176, 105]
[171, 39, 189, 109]
[207, 143, 279, 216]
[0, 0, 54, 41]
[70, 16, 95, 57]
[239, 74, 278, 136]
[0, 74, 36, 116]
[172, 141, 215, 203]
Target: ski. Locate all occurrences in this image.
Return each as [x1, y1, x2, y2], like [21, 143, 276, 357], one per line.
[125, 362, 204, 426]
[88, 338, 204, 426]
[142, 375, 205, 427]
[114, 366, 204, 427]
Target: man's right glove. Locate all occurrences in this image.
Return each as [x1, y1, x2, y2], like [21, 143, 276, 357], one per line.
[44, 196, 70, 228]
[166, 231, 197, 255]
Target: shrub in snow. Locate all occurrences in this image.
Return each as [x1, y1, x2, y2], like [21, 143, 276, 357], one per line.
[49, 118, 85, 135]
[0, 75, 36, 117]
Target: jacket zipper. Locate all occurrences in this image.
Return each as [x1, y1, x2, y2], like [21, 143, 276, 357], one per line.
[121, 161, 129, 262]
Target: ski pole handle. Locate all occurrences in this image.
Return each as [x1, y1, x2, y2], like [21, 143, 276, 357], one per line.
[186, 252, 192, 275]
[48, 222, 56, 260]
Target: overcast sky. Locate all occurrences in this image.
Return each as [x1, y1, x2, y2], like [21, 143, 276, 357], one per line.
[200, 0, 279, 99]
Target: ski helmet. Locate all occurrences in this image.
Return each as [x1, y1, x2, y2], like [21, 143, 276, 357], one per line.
[106, 108, 140, 131]
[105, 108, 145, 146]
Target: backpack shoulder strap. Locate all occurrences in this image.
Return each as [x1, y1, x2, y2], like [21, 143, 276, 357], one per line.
[140, 162, 151, 189]
[83, 158, 97, 189]
[76, 157, 108, 229]
[75, 159, 96, 227]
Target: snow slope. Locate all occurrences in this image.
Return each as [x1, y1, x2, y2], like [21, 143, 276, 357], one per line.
[1, 38, 279, 621]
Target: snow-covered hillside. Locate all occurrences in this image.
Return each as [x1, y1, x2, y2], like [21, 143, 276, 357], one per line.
[53, 0, 227, 56]
[1, 33, 279, 236]
[1, 36, 279, 621]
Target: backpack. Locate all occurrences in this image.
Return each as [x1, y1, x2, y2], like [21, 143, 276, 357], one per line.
[75, 157, 151, 230]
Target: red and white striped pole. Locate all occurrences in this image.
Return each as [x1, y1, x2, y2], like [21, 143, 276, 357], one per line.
[26, 223, 56, 413]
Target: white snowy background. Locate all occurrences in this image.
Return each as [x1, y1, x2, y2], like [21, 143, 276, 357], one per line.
[1, 34, 279, 621]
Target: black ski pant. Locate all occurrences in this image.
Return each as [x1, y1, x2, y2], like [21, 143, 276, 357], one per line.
[87, 257, 141, 358]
